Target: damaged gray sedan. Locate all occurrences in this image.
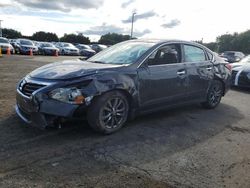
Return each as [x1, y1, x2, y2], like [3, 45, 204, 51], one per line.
[16, 39, 231, 134]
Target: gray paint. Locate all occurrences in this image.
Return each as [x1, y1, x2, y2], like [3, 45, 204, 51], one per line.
[15, 40, 231, 128]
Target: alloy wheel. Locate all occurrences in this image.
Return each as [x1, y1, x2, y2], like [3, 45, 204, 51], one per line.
[208, 84, 222, 106]
[100, 97, 127, 129]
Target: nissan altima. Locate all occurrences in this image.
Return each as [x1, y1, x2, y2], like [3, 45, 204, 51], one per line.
[16, 39, 231, 134]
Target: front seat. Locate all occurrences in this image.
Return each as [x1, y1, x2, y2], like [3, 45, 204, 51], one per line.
[162, 52, 178, 64]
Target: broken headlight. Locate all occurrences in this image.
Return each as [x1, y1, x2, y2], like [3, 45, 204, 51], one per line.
[49, 88, 84, 104]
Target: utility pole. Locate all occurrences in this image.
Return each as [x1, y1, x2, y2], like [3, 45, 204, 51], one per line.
[130, 12, 136, 39]
[0, 20, 3, 37]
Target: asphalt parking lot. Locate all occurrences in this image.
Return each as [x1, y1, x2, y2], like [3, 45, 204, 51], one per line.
[0, 55, 250, 188]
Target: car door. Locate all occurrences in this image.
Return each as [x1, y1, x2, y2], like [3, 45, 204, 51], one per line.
[137, 43, 188, 109]
[183, 44, 214, 101]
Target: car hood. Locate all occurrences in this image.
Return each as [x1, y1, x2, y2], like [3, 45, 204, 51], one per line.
[43, 47, 58, 50]
[232, 63, 250, 72]
[64, 47, 78, 50]
[29, 60, 124, 80]
[0, 43, 12, 48]
[21, 45, 37, 48]
[80, 49, 95, 53]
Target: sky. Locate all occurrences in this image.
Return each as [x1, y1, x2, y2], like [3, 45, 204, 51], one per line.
[0, 0, 249, 42]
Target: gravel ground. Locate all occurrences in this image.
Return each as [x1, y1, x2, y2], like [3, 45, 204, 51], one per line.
[0, 55, 249, 188]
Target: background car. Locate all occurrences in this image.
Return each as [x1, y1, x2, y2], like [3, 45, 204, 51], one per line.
[15, 39, 231, 134]
[90, 44, 108, 53]
[9, 39, 19, 52]
[231, 55, 250, 88]
[75, 44, 96, 58]
[220, 51, 245, 63]
[0, 37, 15, 54]
[56, 42, 79, 56]
[38, 42, 59, 55]
[15, 39, 38, 55]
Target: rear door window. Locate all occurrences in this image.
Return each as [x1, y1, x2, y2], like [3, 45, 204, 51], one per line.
[184, 45, 206, 62]
[207, 51, 213, 61]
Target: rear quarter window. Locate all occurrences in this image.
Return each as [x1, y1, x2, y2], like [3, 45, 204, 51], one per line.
[207, 51, 213, 60]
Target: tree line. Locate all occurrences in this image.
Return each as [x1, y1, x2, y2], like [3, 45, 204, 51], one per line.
[2, 28, 130, 45]
[202, 30, 250, 54]
[2, 28, 250, 53]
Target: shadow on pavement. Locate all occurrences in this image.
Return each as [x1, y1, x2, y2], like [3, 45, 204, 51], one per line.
[0, 102, 243, 187]
[231, 86, 250, 94]
[0, 102, 243, 163]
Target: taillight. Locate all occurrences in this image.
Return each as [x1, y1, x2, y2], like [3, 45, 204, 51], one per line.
[225, 63, 232, 72]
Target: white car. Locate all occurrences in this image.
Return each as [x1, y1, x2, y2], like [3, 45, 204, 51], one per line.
[0, 37, 15, 54]
[56, 42, 79, 56]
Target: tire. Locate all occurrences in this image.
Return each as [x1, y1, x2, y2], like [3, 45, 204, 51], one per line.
[87, 91, 129, 134]
[16, 48, 21, 54]
[201, 80, 223, 109]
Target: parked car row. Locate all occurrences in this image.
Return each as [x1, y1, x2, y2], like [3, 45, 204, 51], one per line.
[220, 51, 245, 63]
[231, 55, 250, 88]
[1, 37, 107, 57]
[217, 51, 250, 88]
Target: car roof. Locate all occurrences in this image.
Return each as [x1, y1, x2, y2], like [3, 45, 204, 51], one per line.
[223, 51, 242, 53]
[77, 44, 89, 46]
[131, 38, 199, 44]
[17, 38, 33, 41]
[0, 37, 8, 40]
[129, 39, 212, 52]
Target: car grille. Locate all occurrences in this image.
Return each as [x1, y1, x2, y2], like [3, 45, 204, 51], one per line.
[19, 81, 46, 97]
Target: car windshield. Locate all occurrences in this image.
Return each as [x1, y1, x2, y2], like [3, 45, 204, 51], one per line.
[42, 43, 53, 47]
[0, 38, 8, 43]
[63, 43, 74, 47]
[88, 41, 155, 65]
[79, 45, 91, 49]
[20, 40, 33, 45]
[223, 52, 235, 56]
[240, 55, 250, 63]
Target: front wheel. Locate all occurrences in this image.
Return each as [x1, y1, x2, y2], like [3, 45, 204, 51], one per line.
[87, 91, 129, 134]
[201, 80, 223, 109]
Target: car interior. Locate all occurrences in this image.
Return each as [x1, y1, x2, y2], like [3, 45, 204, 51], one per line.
[148, 44, 181, 65]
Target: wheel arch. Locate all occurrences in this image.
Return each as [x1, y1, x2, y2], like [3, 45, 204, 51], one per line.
[213, 77, 226, 96]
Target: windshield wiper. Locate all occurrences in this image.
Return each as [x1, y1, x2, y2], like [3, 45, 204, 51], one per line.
[88, 61, 106, 64]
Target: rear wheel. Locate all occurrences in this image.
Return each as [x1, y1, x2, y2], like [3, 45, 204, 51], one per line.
[202, 80, 223, 109]
[87, 91, 129, 134]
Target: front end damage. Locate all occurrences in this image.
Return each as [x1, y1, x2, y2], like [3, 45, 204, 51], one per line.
[16, 85, 82, 129]
[15, 72, 137, 129]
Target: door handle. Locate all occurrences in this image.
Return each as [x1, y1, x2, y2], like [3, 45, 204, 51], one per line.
[206, 67, 212, 71]
[177, 70, 186, 76]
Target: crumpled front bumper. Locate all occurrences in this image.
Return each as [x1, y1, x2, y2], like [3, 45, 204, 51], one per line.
[15, 104, 49, 129]
[15, 89, 81, 129]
